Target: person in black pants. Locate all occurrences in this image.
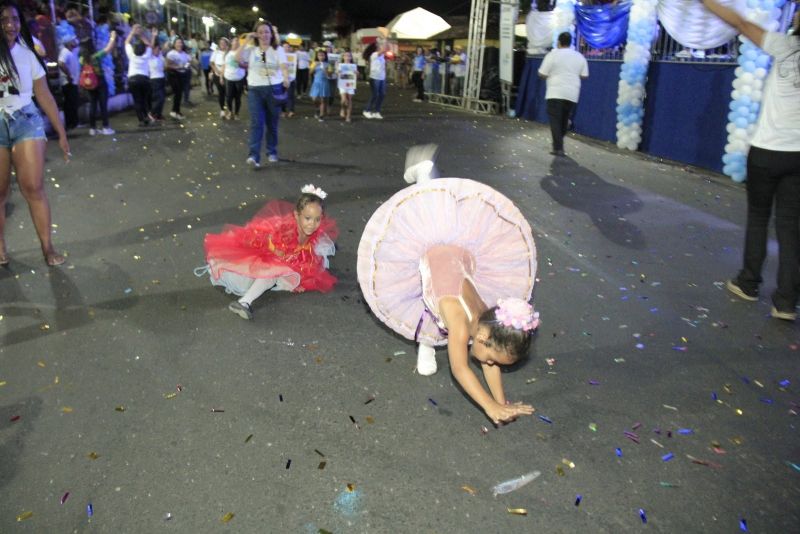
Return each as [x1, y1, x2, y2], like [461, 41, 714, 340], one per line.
[124, 24, 153, 126]
[57, 37, 80, 130]
[703, 0, 800, 321]
[538, 32, 588, 156]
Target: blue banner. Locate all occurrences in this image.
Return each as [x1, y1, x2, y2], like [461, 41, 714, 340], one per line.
[575, 0, 631, 49]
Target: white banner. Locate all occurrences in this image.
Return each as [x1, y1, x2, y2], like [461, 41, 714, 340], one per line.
[499, 1, 518, 83]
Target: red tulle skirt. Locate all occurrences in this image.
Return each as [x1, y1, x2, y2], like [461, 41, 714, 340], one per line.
[204, 200, 338, 293]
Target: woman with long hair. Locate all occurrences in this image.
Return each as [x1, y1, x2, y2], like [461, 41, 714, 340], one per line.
[224, 36, 245, 120]
[703, 0, 800, 321]
[0, 0, 70, 266]
[165, 36, 191, 120]
[79, 29, 117, 135]
[236, 20, 290, 167]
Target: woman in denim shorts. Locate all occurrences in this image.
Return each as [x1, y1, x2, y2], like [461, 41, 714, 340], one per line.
[0, 1, 70, 266]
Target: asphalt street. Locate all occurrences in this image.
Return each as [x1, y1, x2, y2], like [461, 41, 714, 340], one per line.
[1, 83, 798, 533]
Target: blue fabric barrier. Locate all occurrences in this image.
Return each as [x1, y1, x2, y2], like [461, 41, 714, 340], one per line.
[575, 0, 631, 49]
[514, 56, 735, 173]
[640, 62, 735, 173]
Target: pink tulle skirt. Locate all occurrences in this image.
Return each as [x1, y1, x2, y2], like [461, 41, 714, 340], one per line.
[357, 178, 537, 346]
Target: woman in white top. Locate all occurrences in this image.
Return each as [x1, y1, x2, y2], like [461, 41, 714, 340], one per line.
[0, 1, 70, 266]
[125, 24, 154, 127]
[363, 41, 387, 119]
[224, 36, 245, 120]
[703, 0, 800, 321]
[210, 37, 228, 118]
[236, 21, 289, 167]
[165, 37, 191, 120]
[148, 41, 166, 121]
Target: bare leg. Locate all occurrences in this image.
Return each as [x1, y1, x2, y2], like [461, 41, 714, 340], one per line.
[0, 148, 11, 264]
[12, 140, 63, 265]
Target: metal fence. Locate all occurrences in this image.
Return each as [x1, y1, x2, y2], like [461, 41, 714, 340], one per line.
[572, 1, 797, 65]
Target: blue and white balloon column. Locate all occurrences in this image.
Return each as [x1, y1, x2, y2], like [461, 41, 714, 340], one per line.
[722, 0, 785, 181]
[552, 0, 577, 46]
[615, 0, 658, 151]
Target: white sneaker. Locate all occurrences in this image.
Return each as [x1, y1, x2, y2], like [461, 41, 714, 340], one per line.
[219, 110, 226, 118]
[246, 157, 260, 169]
[267, 154, 279, 163]
[100, 128, 115, 135]
[88, 128, 97, 136]
[416, 343, 437, 376]
[372, 112, 383, 120]
[170, 111, 185, 120]
[362, 110, 373, 119]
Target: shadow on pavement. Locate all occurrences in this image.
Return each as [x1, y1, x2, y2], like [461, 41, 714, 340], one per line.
[541, 156, 646, 249]
[0, 397, 42, 493]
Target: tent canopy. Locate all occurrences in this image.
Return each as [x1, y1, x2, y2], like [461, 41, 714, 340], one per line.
[386, 7, 451, 40]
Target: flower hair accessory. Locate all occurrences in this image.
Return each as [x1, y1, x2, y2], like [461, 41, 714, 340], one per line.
[301, 184, 327, 199]
[495, 298, 540, 332]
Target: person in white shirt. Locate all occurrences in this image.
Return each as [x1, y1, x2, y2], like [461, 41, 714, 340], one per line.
[165, 37, 191, 119]
[363, 41, 387, 119]
[224, 37, 246, 120]
[703, 0, 800, 321]
[236, 21, 290, 167]
[148, 41, 166, 121]
[538, 32, 588, 156]
[295, 44, 310, 97]
[210, 37, 229, 118]
[125, 24, 154, 127]
[0, 1, 70, 267]
[57, 36, 80, 130]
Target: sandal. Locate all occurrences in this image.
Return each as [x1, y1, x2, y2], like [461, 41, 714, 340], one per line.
[44, 251, 66, 266]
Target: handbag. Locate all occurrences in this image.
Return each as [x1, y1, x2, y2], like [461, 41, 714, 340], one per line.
[265, 50, 288, 103]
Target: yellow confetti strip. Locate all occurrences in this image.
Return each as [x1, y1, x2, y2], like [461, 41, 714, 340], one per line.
[164, 392, 177, 399]
[507, 508, 528, 516]
[61, 407, 73, 413]
[461, 485, 477, 496]
[318, 461, 326, 470]
[365, 416, 375, 424]
[0, 380, 6, 387]
[115, 406, 126, 412]
[39, 323, 50, 331]
[220, 512, 234, 523]
[87, 452, 99, 460]
[556, 466, 565, 476]
[562, 458, 575, 469]
[346, 483, 356, 492]
[730, 436, 744, 445]
[54, 376, 59, 384]
[37, 361, 46, 368]
[735, 408, 743, 415]
[16, 510, 33, 521]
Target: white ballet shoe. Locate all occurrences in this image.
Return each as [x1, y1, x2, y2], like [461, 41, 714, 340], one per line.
[403, 144, 440, 184]
[416, 343, 437, 376]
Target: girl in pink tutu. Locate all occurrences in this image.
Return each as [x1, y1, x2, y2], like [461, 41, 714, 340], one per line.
[358, 146, 539, 424]
[198, 185, 337, 319]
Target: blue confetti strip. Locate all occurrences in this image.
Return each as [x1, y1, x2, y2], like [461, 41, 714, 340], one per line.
[538, 415, 553, 424]
[87, 503, 93, 517]
[575, 494, 582, 506]
[427, 398, 438, 407]
[662, 453, 674, 462]
[779, 379, 790, 388]
[678, 428, 693, 435]
[639, 509, 647, 524]
[739, 518, 748, 531]
[616, 448, 623, 457]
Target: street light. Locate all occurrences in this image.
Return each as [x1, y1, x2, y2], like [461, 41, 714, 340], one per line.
[137, 0, 146, 4]
[158, 0, 166, 5]
[230, 27, 237, 34]
[171, 16, 178, 23]
[252, 6, 259, 12]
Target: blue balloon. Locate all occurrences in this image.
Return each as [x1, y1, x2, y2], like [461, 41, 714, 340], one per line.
[743, 61, 756, 72]
[735, 117, 749, 128]
[755, 55, 770, 68]
[739, 95, 752, 106]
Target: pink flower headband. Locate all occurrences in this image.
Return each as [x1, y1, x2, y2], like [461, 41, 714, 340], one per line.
[495, 298, 540, 332]
[301, 184, 327, 199]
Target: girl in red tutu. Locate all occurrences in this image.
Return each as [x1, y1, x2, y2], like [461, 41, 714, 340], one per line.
[199, 185, 337, 319]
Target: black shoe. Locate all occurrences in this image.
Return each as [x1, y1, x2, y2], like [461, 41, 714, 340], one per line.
[228, 301, 253, 320]
[550, 150, 566, 157]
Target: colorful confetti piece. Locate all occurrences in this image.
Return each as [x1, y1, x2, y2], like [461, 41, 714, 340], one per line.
[221, 512, 234, 523]
[461, 485, 477, 496]
[16, 510, 33, 521]
[507, 508, 528, 516]
[60, 492, 70, 504]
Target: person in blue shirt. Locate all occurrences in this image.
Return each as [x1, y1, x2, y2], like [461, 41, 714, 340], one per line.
[200, 45, 213, 95]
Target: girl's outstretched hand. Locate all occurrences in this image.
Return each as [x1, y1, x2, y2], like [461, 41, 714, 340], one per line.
[486, 401, 535, 424]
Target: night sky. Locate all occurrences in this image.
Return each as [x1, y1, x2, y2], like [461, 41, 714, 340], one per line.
[256, 0, 471, 38]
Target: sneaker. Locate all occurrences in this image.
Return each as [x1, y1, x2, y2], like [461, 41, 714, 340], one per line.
[372, 112, 383, 120]
[267, 154, 279, 163]
[89, 128, 97, 136]
[771, 306, 797, 321]
[412, 98, 422, 102]
[148, 113, 157, 122]
[219, 110, 226, 118]
[362, 110, 373, 119]
[228, 300, 253, 320]
[725, 279, 758, 302]
[317, 117, 324, 122]
[416, 344, 437, 376]
[170, 111, 185, 120]
[246, 156, 260, 169]
[100, 127, 115, 135]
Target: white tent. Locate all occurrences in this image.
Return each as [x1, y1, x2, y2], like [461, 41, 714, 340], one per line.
[386, 7, 451, 40]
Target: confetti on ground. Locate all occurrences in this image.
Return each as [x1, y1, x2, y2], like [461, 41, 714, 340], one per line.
[507, 508, 528, 516]
[245, 434, 253, 443]
[60, 492, 70, 504]
[164, 513, 173, 521]
[115, 406, 126, 412]
[461, 485, 477, 496]
[286, 459, 292, 469]
[221, 512, 234, 523]
[491, 470, 541, 496]
[318, 461, 327, 470]
[163, 392, 177, 400]
[616, 448, 623, 457]
[589, 423, 597, 432]
[87, 503, 93, 517]
[537, 415, 553, 424]
[61, 407, 73, 413]
[740, 518, 748, 531]
[314, 449, 325, 457]
[575, 494, 583, 506]
[16, 510, 33, 522]
[211, 408, 225, 413]
[10, 415, 20, 422]
[662, 453, 674, 462]
[639, 509, 647, 523]
[659, 482, 679, 488]
[87, 452, 99, 460]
